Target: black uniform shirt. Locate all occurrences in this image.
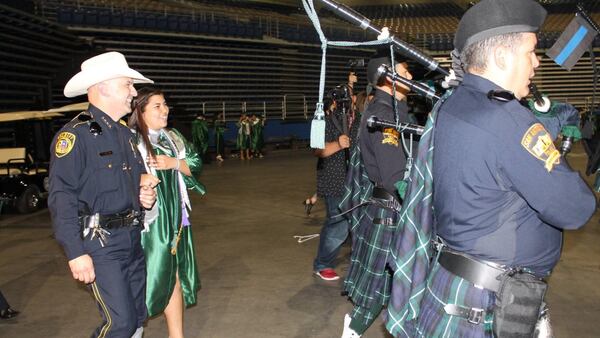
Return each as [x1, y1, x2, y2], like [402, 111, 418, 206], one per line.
[359, 89, 411, 196]
[433, 74, 596, 275]
[49, 104, 146, 260]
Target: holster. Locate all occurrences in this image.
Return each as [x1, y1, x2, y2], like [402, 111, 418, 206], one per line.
[493, 271, 547, 337]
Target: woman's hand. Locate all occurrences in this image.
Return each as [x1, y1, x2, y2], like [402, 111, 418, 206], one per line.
[147, 155, 178, 170]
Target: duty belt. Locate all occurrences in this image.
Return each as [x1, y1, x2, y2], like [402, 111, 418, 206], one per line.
[435, 245, 548, 325]
[79, 210, 142, 230]
[371, 186, 402, 212]
[437, 247, 506, 293]
[333, 186, 401, 220]
[433, 246, 505, 324]
[79, 210, 143, 247]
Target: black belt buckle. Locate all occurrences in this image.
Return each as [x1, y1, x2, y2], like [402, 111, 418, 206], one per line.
[444, 304, 485, 325]
[373, 217, 395, 226]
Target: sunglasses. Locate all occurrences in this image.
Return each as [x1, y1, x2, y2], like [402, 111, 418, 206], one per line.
[78, 114, 103, 136]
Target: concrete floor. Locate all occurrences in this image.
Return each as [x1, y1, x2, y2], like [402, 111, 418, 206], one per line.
[0, 144, 598, 338]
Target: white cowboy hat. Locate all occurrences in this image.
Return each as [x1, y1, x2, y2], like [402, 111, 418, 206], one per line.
[63, 51, 153, 98]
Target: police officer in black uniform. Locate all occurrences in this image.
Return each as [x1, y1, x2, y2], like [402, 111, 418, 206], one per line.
[49, 52, 158, 338]
[341, 54, 415, 338]
[412, 1, 597, 336]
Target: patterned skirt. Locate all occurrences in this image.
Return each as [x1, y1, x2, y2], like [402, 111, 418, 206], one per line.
[408, 261, 495, 338]
[343, 203, 400, 308]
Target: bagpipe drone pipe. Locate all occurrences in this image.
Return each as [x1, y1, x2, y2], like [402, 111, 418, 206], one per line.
[309, 0, 589, 153]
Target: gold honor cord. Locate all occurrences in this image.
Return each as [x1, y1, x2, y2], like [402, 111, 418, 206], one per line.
[171, 224, 183, 255]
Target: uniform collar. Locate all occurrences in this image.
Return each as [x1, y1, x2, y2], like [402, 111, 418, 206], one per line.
[87, 103, 120, 130]
[462, 73, 504, 95]
[373, 88, 407, 109]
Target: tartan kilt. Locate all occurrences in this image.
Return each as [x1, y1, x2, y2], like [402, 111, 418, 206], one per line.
[343, 203, 400, 308]
[408, 261, 495, 338]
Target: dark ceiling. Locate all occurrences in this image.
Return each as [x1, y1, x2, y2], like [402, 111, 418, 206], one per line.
[238, 0, 470, 7]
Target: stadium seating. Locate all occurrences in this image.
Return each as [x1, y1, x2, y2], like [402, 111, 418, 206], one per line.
[3, 0, 600, 119]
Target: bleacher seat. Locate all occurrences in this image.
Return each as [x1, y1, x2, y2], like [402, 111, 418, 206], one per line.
[179, 16, 190, 32]
[145, 13, 157, 29]
[167, 15, 178, 31]
[156, 15, 167, 30]
[57, 7, 72, 23]
[72, 8, 84, 24]
[122, 12, 134, 27]
[84, 8, 97, 25]
[109, 11, 122, 27]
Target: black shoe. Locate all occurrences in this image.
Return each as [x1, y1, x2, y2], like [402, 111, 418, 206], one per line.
[302, 199, 315, 215]
[0, 308, 19, 320]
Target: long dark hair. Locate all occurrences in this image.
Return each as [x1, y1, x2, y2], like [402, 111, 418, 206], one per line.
[128, 86, 165, 158]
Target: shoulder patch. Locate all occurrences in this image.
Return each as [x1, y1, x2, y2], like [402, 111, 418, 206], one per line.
[521, 123, 560, 172]
[382, 127, 399, 147]
[55, 132, 76, 158]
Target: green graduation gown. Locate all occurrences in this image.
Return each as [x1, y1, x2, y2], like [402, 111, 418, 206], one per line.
[250, 117, 264, 152]
[191, 118, 209, 156]
[141, 128, 205, 317]
[236, 119, 251, 150]
[214, 120, 226, 155]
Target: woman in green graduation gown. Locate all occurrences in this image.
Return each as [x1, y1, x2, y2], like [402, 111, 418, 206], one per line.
[214, 113, 226, 162]
[250, 113, 265, 158]
[191, 114, 209, 160]
[236, 114, 251, 160]
[129, 87, 205, 338]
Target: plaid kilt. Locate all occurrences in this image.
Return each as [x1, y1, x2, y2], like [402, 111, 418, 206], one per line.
[408, 261, 495, 338]
[343, 202, 401, 309]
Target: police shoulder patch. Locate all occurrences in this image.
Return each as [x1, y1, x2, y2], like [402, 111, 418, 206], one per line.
[521, 123, 560, 172]
[382, 127, 399, 147]
[55, 132, 76, 158]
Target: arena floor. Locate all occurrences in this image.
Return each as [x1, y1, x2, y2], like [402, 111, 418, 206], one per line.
[0, 144, 598, 338]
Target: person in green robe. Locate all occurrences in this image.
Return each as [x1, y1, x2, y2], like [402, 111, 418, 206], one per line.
[236, 114, 251, 160]
[129, 87, 205, 338]
[250, 113, 265, 158]
[214, 112, 226, 162]
[191, 113, 209, 161]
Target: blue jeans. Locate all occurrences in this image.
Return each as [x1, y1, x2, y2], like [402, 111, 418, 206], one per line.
[313, 195, 350, 271]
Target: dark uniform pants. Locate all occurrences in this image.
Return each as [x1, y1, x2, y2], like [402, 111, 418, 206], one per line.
[84, 227, 147, 338]
[0, 290, 10, 310]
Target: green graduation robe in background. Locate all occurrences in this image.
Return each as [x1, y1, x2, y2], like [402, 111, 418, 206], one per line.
[236, 119, 251, 150]
[214, 119, 226, 156]
[191, 118, 209, 157]
[141, 128, 205, 317]
[250, 117, 264, 153]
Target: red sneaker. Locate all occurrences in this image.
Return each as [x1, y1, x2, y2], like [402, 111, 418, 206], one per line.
[315, 268, 340, 281]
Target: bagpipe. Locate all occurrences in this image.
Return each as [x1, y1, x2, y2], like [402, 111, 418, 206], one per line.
[304, 0, 595, 160]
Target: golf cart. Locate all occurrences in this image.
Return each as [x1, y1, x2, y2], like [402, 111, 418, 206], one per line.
[0, 103, 86, 214]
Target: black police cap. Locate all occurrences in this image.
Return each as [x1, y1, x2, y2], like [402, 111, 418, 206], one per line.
[454, 0, 547, 53]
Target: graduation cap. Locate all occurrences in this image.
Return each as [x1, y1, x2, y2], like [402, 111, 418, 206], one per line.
[546, 13, 598, 71]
